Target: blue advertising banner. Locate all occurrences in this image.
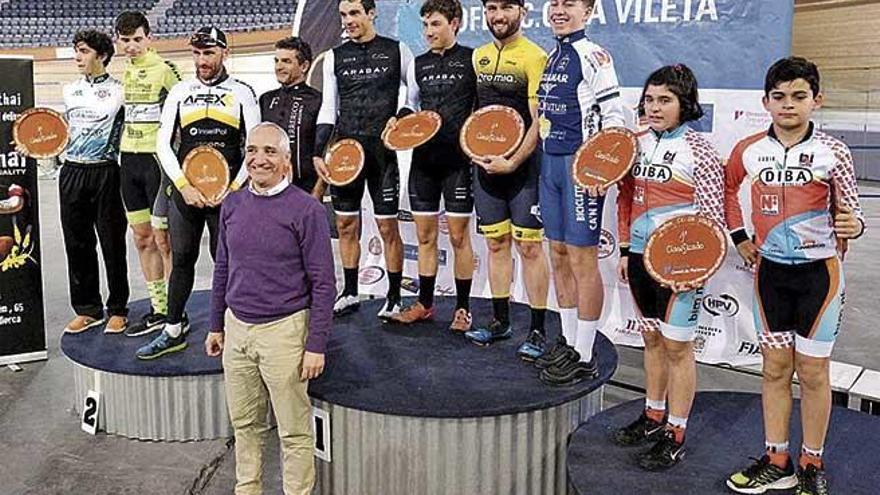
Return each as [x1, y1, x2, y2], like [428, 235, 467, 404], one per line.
[373, 0, 792, 90]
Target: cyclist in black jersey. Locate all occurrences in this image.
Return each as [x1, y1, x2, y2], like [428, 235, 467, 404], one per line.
[313, 0, 413, 320]
[260, 37, 325, 199]
[382, 0, 477, 331]
[136, 27, 261, 360]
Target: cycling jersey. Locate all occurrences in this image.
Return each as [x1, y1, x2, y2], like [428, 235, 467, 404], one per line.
[402, 43, 476, 145]
[260, 83, 322, 193]
[62, 74, 124, 164]
[156, 70, 261, 194]
[402, 43, 477, 216]
[315, 35, 412, 148]
[121, 49, 182, 153]
[472, 35, 546, 129]
[617, 125, 725, 254]
[537, 30, 626, 155]
[724, 123, 864, 265]
[315, 35, 411, 218]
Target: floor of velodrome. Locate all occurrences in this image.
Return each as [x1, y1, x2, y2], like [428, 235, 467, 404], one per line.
[0, 178, 877, 494]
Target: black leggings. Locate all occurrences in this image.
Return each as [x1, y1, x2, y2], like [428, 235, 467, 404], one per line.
[166, 196, 219, 324]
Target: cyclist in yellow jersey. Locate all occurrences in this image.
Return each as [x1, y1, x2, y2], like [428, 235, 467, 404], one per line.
[464, 0, 552, 363]
[115, 11, 182, 337]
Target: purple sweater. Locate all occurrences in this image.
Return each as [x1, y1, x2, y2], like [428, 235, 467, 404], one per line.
[210, 184, 336, 353]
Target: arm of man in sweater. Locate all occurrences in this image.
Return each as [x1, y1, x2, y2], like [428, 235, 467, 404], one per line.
[299, 198, 337, 380]
[205, 202, 232, 356]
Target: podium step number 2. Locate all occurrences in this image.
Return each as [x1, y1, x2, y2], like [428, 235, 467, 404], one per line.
[81, 390, 100, 435]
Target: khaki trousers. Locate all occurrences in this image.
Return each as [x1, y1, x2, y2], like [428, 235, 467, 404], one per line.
[223, 309, 315, 495]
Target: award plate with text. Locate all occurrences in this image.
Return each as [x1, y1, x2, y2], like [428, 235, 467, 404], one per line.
[324, 139, 364, 187]
[572, 127, 638, 189]
[13, 108, 69, 159]
[644, 214, 727, 287]
[182, 145, 230, 203]
[382, 111, 442, 151]
[459, 105, 524, 161]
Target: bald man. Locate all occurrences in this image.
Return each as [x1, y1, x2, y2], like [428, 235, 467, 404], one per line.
[206, 122, 335, 495]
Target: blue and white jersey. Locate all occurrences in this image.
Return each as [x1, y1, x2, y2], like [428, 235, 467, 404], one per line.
[537, 30, 626, 156]
[62, 74, 124, 164]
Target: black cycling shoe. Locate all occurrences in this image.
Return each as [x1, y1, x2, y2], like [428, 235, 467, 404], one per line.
[612, 411, 666, 447]
[635, 429, 685, 471]
[534, 337, 578, 369]
[539, 356, 598, 386]
[796, 464, 829, 495]
[124, 312, 166, 337]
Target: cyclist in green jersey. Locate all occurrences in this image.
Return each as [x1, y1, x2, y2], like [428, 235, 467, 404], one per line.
[114, 11, 182, 337]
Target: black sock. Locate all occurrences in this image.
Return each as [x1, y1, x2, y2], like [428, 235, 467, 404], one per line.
[455, 278, 472, 311]
[343, 267, 359, 296]
[530, 307, 546, 333]
[418, 274, 436, 308]
[492, 296, 510, 325]
[387, 271, 402, 302]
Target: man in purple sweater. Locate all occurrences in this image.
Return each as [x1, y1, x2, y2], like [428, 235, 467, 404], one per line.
[205, 122, 335, 495]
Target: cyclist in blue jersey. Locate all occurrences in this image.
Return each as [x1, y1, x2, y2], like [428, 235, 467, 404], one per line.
[533, 0, 626, 385]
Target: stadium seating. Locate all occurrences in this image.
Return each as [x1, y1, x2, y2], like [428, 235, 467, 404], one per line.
[154, 0, 295, 38]
[0, 0, 295, 48]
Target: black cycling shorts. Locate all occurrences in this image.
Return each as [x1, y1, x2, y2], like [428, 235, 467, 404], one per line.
[473, 153, 542, 241]
[120, 152, 161, 225]
[330, 136, 399, 217]
[409, 143, 473, 216]
[754, 256, 844, 352]
[627, 253, 702, 330]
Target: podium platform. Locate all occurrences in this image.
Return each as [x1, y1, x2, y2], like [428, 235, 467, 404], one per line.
[310, 296, 617, 495]
[61, 290, 228, 441]
[567, 391, 880, 494]
[62, 292, 619, 494]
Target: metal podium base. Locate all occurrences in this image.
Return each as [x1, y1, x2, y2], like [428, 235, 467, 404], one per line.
[313, 388, 603, 495]
[70, 361, 231, 441]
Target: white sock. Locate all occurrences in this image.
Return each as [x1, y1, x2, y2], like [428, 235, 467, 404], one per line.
[765, 440, 790, 454]
[667, 415, 688, 429]
[575, 319, 597, 362]
[165, 322, 182, 338]
[560, 307, 578, 346]
[802, 445, 824, 458]
[645, 399, 666, 411]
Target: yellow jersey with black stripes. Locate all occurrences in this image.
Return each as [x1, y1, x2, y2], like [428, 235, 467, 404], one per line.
[156, 72, 261, 192]
[472, 35, 548, 129]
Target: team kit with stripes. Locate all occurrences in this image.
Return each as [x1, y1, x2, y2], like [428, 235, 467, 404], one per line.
[55, 0, 865, 493]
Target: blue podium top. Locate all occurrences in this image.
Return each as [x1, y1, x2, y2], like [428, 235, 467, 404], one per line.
[62, 291, 618, 418]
